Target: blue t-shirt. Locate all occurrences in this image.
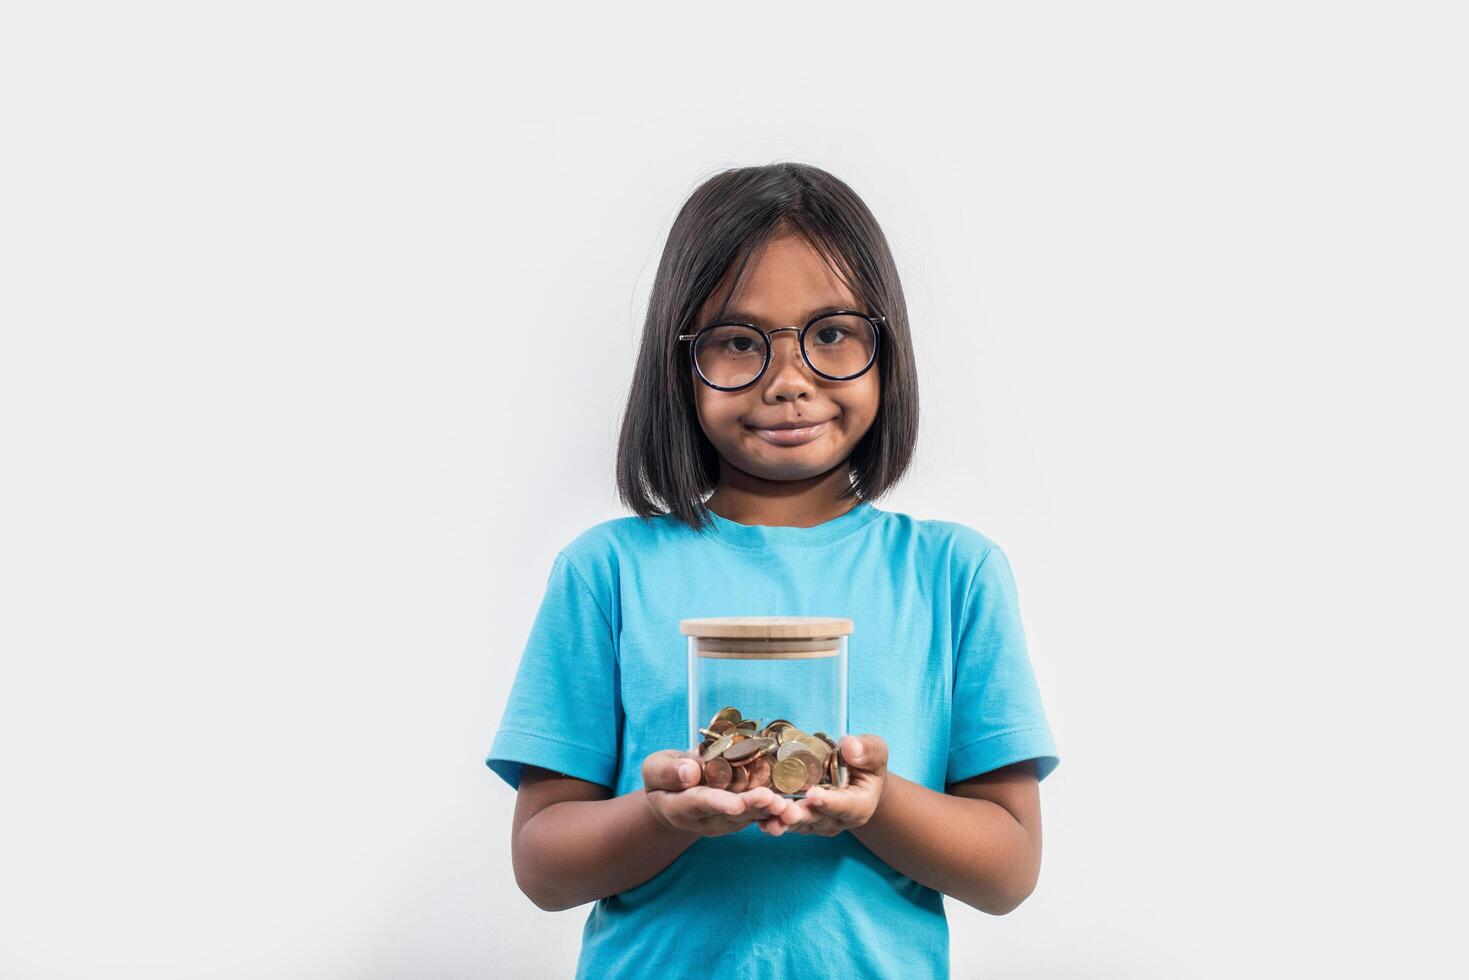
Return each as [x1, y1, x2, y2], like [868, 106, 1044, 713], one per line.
[486, 500, 1059, 980]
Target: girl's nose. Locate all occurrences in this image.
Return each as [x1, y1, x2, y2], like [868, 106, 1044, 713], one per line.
[769, 333, 801, 363]
[762, 335, 816, 398]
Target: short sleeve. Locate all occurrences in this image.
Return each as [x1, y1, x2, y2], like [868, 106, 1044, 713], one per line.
[948, 544, 1060, 784]
[485, 551, 623, 791]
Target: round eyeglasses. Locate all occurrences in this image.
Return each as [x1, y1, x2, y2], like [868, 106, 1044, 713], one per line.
[678, 310, 884, 391]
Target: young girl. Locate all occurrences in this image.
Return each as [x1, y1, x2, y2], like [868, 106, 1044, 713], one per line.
[486, 162, 1060, 979]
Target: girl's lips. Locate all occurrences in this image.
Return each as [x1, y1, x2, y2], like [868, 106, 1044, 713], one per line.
[748, 420, 829, 446]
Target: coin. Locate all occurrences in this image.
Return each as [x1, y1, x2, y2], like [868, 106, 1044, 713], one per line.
[703, 757, 732, 790]
[772, 756, 808, 794]
[694, 705, 842, 796]
[701, 734, 734, 761]
[796, 752, 823, 791]
[724, 738, 763, 765]
[783, 748, 819, 771]
[795, 736, 830, 761]
[775, 740, 807, 763]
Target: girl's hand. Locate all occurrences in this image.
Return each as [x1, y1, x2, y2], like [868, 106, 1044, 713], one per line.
[757, 734, 888, 838]
[641, 748, 789, 837]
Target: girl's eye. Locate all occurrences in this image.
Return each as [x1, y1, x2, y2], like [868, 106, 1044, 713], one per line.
[812, 326, 849, 346]
[698, 326, 763, 357]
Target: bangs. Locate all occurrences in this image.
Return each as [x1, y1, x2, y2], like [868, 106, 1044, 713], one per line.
[705, 216, 879, 327]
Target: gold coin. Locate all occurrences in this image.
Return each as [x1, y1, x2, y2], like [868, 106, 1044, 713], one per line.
[701, 734, 734, 761]
[713, 707, 742, 726]
[772, 756, 808, 794]
[775, 740, 806, 763]
[798, 753, 822, 792]
[780, 748, 819, 777]
[724, 738, 763, 765]
[796, 735, 830, 761]
[790, 748, 820, 767]
[728, 762, 750, 793]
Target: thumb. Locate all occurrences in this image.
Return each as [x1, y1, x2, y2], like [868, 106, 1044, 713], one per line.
[643, 749, 704, 791]
[842, 734, 886, 771]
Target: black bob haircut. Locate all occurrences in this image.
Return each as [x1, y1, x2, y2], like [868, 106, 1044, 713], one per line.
[616, 162, 919, 534]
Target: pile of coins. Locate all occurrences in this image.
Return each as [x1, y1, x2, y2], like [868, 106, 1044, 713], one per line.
[695, 706, 842, 796]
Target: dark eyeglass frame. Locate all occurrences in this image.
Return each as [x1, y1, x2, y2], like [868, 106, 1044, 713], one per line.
[677, 309, 885, 392]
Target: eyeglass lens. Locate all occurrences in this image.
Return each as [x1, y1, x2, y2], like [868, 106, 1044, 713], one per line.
[693, 315, 877, 388]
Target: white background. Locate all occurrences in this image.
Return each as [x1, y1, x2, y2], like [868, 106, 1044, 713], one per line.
[2, 2, 1466, 977]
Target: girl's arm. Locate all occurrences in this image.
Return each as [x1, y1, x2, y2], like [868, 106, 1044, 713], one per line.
[852, 759, 1042, 915]
[511, 768, 692, 912]
[510, 751, 791, 911]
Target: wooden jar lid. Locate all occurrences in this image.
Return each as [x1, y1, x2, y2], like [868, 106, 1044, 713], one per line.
[681, 617, 851, 659]
[679, 616, 853, 639]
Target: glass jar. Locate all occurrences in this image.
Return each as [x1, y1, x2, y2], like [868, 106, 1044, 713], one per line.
[681, 616, 852, 798]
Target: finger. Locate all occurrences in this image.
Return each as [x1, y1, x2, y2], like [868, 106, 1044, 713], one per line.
[731, 800, 785, 825]
[759, 815, 789, 837]
[840, 734, 888, 772]
[741, 786, 782, 807]
[643, 749, 706, 792]
[724, 789, 788, 819]
[701, 815, 757, 835]
[774, 798, 815, 826]
[778, 799, 842, 835]
[738, 787, 787, 819]
[805, 816, 845, 836]
[803, 785, 864, 822]
[673, 786, 746, 820]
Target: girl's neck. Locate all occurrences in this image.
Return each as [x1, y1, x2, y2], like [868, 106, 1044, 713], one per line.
[704, 461, 861, 528]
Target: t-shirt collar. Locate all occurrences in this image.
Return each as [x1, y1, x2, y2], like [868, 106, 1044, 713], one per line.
[698, 499, 881, 549]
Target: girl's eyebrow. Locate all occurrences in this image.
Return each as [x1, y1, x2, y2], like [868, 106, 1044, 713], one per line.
[714, 304, 858, 326]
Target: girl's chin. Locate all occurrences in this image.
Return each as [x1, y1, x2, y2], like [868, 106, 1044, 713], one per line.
[733, 451, 847, 483]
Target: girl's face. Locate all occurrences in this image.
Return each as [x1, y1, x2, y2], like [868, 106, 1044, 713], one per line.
[691, 233, 880, 485]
